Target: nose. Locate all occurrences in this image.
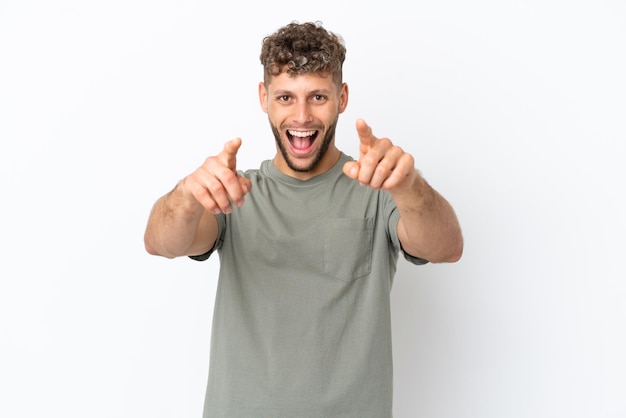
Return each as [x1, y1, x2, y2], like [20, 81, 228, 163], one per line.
[294, 102, 313, 124]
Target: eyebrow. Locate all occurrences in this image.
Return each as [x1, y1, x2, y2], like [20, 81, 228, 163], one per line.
[272, 88, 332, 96]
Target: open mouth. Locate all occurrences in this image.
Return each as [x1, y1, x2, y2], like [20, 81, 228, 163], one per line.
[287, 129, 319, 153]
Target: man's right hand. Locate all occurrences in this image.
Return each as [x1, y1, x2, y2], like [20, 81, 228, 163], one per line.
[181, 138, 252, 214]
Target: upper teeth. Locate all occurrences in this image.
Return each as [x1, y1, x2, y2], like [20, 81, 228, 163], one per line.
[289, 130, 315, 137]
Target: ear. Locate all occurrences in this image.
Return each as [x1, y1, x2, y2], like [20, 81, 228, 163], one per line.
[338, 82, 349, 114]
[258, 82, 268, 113]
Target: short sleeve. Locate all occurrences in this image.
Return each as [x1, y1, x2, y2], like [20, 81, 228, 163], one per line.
[387, 204, 429, 266]
[188, 213, 226, 262]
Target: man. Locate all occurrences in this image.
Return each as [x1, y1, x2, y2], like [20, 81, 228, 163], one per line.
[144, 21, 463, 418]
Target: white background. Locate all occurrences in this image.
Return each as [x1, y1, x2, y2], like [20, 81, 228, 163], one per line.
[1, 1, 625, 417]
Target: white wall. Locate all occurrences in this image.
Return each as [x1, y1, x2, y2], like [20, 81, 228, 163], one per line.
[1, 1, 624, 417]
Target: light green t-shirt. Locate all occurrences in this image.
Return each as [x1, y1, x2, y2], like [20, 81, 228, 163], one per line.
[193, 153, 426, 418]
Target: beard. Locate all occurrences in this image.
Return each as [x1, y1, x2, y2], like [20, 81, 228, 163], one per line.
[270, 117, 338, 173]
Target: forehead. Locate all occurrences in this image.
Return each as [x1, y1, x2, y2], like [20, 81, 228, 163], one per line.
[266, 72, 339, 94]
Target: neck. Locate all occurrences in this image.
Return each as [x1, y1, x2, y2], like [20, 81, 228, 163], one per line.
[273, 146, 341, 181]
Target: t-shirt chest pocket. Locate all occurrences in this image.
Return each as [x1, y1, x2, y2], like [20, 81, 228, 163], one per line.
[322, 218, 374, 283]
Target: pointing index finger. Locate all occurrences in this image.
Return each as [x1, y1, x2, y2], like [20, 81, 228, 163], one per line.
[356, 118, 377, 151]
[223, 137, 242, 156]
[220, 137, 242, 169]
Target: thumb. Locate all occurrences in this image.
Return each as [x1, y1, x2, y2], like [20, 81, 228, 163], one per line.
[343, 160, 360, 180]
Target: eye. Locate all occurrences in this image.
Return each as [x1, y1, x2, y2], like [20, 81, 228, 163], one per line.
[312, 94, 327, 102]
[278, 95, 291, 102]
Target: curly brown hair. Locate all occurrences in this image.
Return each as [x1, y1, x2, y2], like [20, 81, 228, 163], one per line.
[260, 21, 346, 86]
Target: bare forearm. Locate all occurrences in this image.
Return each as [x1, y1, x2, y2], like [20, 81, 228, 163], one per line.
[393, 173, 463, 263]
[144, 182, 212, 258]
